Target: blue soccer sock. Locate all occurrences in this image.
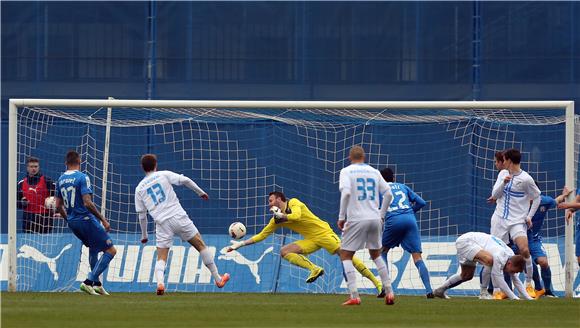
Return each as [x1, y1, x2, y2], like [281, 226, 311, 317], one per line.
[89, 249, 100, 285]
[540, 266, 552, 292]
[88, 252, 114, 282]
[532, 263, 543, 290]
[414, 259, 433, 293]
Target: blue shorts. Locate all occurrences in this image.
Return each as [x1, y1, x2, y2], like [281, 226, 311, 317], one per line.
[382, 214, 422, 253]
[68, 215, 113, 251]
[511, 238, 547, 262]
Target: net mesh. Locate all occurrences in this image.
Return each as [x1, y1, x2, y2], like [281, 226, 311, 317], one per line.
[13, 105, 578, 295]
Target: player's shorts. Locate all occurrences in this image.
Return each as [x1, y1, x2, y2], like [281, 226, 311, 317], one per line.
[455, 232, 481, 267]
[155, 214, 199, 249]
[293, 233, 341, 255]
[67, 215, 114, 251]
[340, 219, 382, 252]
[382, 214, 422, 253]
[511, 238, 547, 262]
[490, 214, 527, 243]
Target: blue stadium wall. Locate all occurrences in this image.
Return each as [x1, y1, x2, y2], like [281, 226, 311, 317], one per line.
[1, 1, 579, 287]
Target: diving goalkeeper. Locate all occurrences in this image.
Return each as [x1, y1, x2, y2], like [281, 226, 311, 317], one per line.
[227, 191, 385, 296]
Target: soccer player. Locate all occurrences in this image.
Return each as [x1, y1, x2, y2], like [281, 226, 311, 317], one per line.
[55, 151, 116, 295]
[227, 191, 385, 296]
[488, 148, 541, 297]
[379, 168, 433, 298]
[135, 154, 229, 295]
[512, 185, 571, 298]
[557, 187, 580, 297]
[338, 146, 394, 305]
[433, 232, 533, 300]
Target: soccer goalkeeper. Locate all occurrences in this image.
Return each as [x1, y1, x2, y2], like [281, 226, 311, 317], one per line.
[228, 191, 385, 296]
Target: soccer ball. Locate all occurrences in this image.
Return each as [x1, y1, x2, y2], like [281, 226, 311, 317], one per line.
[44, 196, 56, 210]
[228, 222, 246, 240]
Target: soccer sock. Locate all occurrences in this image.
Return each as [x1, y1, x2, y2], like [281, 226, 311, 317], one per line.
[89, 249, 99, 271]
[532, 263, 542, 290]
[342, 260, 359, 299]
[440, 273, 463, 290]
[525, 257, 533, 283]
[283, 253, 316, 272]
[414, 259, 433, 294]
[88, 252, 114, 282]
[352, 256, 381, 290]
[480, 267, 491, 290]
[155, 260, 166, 285]
[200, 248, 222, 282]
[89, 249, 100, 283]
[540, 266, 552, 292]
[373, 257, 392, 294]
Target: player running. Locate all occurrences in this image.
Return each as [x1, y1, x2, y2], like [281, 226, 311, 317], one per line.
[488, 148, 541, 298]
[338, 146, 394, 306]
[55, 150, 116, 295]
[227, 191, 385, 296]
[433, 232, 533, 300]
[380, 168, 433, 298]
[135, 154, 229, 295]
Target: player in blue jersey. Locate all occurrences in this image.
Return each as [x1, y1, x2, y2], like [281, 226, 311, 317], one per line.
[55, 151, 117, 295]
[557, 187, 580, 298]
[512, 185, 571, 298]
[380, 168, 433, 298]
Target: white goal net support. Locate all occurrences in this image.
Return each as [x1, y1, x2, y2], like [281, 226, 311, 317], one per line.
[6, 99, 578, 297]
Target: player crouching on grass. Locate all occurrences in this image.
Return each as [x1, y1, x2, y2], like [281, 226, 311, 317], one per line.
[227, 191, 386, 297]
[135, 154, 230, 295]
[433, 232, 533, 301]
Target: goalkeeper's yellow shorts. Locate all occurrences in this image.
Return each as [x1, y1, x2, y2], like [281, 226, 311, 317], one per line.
[293, 233, 341, 255]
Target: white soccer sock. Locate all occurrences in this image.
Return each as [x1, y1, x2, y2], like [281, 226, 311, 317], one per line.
[440, 273, 462, 291]
[373, 257, 393, 294]
[342, 260, 359, 299]
[200, 248, 221, 282]
[525, 257, 533, 283]
[480, 267, 491, 290]
[155, 260, 166, 285]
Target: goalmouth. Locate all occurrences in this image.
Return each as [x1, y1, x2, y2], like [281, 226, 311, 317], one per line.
[7, 99, 577, 297]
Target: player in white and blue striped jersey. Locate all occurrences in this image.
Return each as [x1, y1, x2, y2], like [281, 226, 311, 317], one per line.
[55, 150, 116, 296]
[380, 168, 432, 298]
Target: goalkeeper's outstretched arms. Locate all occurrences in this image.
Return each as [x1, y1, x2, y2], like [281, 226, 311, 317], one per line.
[227, 218, 277, 252]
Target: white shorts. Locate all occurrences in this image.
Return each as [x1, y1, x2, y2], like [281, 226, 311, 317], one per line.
[490, 214, 527, 243]
[340, 219, 382, 252]
[155, 215, 199, 249]
[456, 233, 481, 266]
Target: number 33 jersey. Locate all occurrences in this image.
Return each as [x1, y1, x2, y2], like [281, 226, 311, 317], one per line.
[135, 170, 190, 223]
[339, 163, 391, 222]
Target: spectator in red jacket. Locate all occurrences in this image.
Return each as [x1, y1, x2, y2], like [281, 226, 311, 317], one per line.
[17, 157, 56, 233]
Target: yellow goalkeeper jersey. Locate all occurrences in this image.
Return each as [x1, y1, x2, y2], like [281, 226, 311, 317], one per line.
[250, 198, 334, 242]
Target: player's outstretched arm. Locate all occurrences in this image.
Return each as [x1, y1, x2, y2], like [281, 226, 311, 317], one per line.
[82, 194, 110, 231]
[511, 273, 533, 300]
[227, 220, 275, 252]
[491, 273, 519, 300]
[166, 171, 207, 198]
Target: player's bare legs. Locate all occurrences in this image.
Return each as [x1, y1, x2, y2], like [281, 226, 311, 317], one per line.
[332, 249, 383, 295]
[435, 250, 490, 299]
[155, 247, 170, 295]
[369, 248, 394, 305]
[188, 233, 229, 288]
[513, 235, 535, 297]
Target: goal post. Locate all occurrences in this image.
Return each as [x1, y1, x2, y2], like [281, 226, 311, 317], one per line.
[7, 99, 577, 297]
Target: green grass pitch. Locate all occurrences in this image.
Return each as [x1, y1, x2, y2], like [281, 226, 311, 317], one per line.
[2, 293, 579, 327]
